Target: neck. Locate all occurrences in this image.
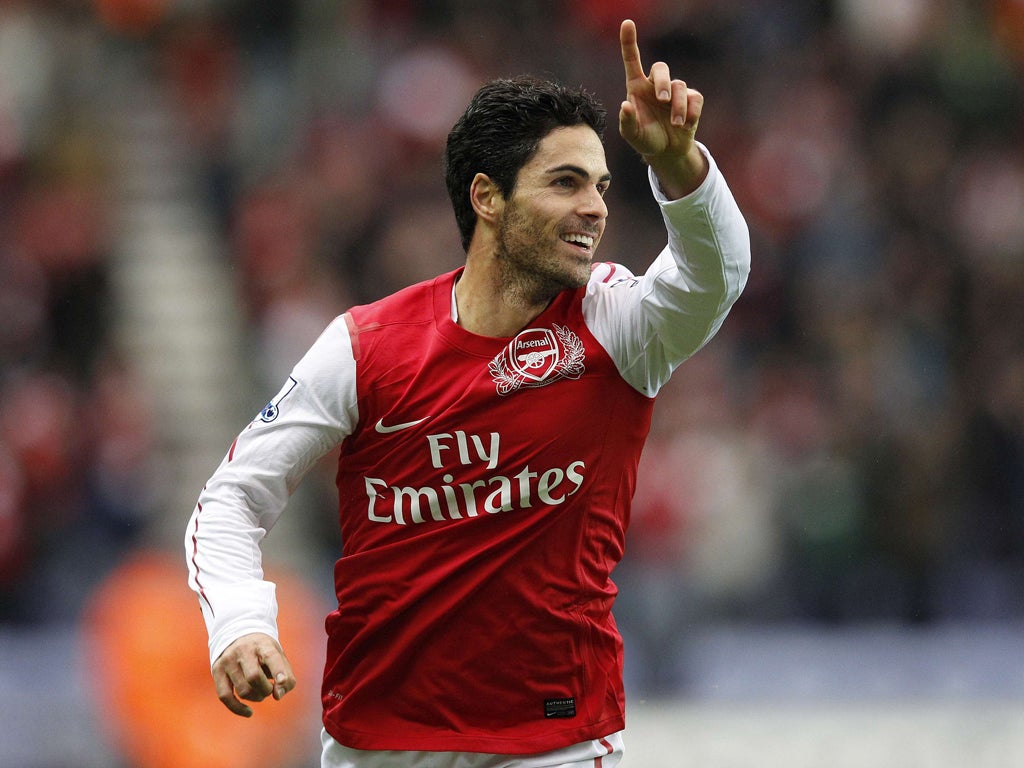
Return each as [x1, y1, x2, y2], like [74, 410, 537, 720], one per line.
[454, 259, 554, 337]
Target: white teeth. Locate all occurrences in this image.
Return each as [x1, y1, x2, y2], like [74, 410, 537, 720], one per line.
[561, 233, 594, 248]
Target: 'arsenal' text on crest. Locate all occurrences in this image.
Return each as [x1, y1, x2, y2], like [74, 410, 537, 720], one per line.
[489, 325, 585, 395]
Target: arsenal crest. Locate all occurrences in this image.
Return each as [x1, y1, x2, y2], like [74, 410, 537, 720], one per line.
[489, 325, 585, 395]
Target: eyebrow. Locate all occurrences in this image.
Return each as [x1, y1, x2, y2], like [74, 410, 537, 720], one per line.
[546, 164, 613, 183]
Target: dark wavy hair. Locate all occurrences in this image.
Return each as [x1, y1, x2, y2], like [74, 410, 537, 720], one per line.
[443, 76, 607, 252]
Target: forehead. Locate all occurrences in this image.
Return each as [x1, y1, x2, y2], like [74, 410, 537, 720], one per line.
[521, 125, 608, 177]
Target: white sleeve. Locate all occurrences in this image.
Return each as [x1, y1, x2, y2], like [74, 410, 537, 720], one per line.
[584, 143, 751, 396]
[184, 315, 358, 666]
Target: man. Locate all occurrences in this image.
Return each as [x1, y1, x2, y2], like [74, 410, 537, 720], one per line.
[186, 19, 750, 768]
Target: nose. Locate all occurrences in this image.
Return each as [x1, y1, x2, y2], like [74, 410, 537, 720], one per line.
[578, 186, 608, 220]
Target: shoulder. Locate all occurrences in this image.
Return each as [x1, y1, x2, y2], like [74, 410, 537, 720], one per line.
[348, 271, 455, 327]
[345, 270, 458, 362]
[586, 261, 638, 293]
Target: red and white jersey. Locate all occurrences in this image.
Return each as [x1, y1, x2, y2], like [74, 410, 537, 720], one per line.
[186, 146, 750, 755]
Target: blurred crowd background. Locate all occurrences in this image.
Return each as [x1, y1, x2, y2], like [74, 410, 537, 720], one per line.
[1, 0, 1024, 765]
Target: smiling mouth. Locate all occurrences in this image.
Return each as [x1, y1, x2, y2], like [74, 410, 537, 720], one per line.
[560, 232, 596, 252]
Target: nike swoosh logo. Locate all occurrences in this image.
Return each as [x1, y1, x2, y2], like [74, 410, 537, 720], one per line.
[374, 416, 428, 434]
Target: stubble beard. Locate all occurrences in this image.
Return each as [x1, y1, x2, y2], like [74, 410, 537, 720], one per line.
[495, 203, 591, 308]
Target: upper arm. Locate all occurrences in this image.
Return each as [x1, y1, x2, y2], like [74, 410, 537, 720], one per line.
[206, 315, 359, 525]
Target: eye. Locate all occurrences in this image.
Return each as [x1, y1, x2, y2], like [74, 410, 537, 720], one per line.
[555, 176, 576, 189]
[596, 182, 610, 196]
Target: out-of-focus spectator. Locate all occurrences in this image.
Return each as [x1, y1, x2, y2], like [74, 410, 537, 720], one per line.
[0, 2, 158, 627]
[83, 549, 325, 768]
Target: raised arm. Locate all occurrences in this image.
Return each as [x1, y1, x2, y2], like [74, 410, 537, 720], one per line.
[583, 20, 750, 397]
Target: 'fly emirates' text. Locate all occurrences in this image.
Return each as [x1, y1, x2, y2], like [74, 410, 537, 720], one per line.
[363, 430, 586, 525]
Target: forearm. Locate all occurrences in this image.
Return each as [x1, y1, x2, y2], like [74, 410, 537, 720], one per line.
[186, 428, 342, 664]
[651, 143, 750, 320]
[638, 142, 749, 359]
[186, 475, 283, 665]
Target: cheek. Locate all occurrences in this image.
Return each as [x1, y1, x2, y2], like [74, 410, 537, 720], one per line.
[502, 206, 547, 243]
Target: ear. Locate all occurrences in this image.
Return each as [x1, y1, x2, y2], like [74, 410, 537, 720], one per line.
[469, 172, 504, 225]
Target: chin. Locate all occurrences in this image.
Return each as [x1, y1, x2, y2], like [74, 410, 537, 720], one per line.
[571, 268, 592, 288]
[569, 259, 594, 286]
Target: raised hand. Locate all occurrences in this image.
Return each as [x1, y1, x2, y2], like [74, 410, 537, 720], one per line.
[618, 19, 709, 198]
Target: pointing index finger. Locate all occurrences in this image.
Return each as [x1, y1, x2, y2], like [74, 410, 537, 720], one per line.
[620, 19, 645, 84]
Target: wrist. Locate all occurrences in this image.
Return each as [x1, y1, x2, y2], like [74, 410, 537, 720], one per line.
[644, 143, 708, 200]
